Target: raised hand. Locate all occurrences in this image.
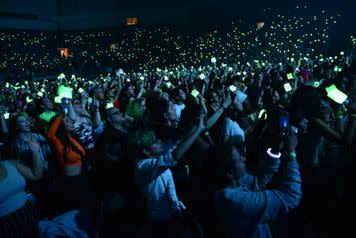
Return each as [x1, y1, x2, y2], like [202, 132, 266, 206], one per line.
[27, 134, 40, 153]
[222, 93, 232, 109]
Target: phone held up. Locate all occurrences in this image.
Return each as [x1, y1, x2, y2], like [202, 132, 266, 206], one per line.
[268, 107, 290, 139]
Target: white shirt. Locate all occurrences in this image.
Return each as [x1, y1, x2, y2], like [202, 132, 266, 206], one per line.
[222, 117, 245, 145]
[135, 147, 185, 221]
[173, 103, 185, 120]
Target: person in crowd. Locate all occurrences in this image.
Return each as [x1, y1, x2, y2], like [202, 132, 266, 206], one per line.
[46, 101, 96, 214]
[171, 87, 187, 121]
[220, 90, 248, 147]
[8, 114, 51, 171]
[129, 113, 207, 237]
[37, 97, 57, 133]
[71, 97, 104, 151]
[0, 135, 43, 237]
[213, 131, 301, 238]
[95, 107, 129, 197]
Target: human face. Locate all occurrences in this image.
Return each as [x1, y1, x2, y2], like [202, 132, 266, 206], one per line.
[95, 88, 105, 100]
[109, 108, 125, 124]
[210, 92, 220, 105]
[165, 101, 177, 121]
[72, 100, 82, 114]
[127, 86, 135, 96]
[62, 116, 75, 132]
[42, 97, 54, 110]
[178, 89, 186, 101]
[230, 147, 247, 180]
[148, 139, 164, 156]
[140, 100, 146, 113]
[17, 115, 31, 133]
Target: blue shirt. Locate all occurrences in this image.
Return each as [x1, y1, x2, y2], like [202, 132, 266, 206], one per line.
[214, 156, 301, 238]
[135, 146, 185, 221]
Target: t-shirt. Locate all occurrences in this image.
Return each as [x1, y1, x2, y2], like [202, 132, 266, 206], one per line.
[135, 146, 185, 221]
[0, 161, 27, 217]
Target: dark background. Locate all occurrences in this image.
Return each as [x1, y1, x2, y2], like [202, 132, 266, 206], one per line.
[0, 0, 354, 30]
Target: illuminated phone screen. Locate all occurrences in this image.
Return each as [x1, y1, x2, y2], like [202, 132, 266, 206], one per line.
[191, 89, 200, 97]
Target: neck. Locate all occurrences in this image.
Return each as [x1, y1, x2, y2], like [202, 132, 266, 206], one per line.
[19, 131, 31, 137]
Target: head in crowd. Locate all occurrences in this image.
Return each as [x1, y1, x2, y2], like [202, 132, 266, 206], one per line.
[72, 98, 84, 115]
[128, 128, 164, 158]
[149, 99, 177, 125]
[171, 87, 187, 104]
[106, 107, 125, 126]
[93, 86, 105, 101]
[41, 97, 55, 111]
[15, 114, 31, 134]
[125, 99, 146, 120]
[213, 144, 247, 188]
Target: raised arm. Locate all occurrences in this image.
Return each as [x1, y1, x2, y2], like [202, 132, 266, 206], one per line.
[10, 135, 43, 181]
[207, 93, 231, 130]
[172, 114, 206, 162]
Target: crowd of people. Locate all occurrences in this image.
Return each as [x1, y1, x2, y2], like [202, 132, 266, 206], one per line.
[0, 8, 356, 238]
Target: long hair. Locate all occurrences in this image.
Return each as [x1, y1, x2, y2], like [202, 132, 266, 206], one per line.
[55, 120, 85, 164]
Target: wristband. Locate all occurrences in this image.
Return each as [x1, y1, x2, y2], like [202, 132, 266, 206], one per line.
[267, 148, 281, 159]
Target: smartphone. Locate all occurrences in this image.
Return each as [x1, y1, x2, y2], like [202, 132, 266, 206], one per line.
[199, 74, 205, 80]
[229, 85, 237, 92]
[106, 102, 114, 109]
[279, 110, 290, 138]
[164, 76, 169, 81]
[54, 96, 62, 104]
[191, 89, 200, 98]
[78, 88, 84, 94]
[37, 92, 44, 97]
[88, 97, 93, 104]
[4, 112, 10, 120]
[57, 85, 73, 99]
[287, 73, 294, 80]
[283, 83, 292, 92]
[166, 82, 172, 88]
[325, 84, 348, 104]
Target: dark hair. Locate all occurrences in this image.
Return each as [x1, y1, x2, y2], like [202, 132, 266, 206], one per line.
[179, 103, 201, 132]
[55, 119, 85, 164]
[289, 85, 321, 121]
[208, 144, 236, 188]
[149, 99, 170, 123]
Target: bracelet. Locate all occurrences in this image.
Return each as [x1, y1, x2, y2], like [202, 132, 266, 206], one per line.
[267, 148, 281, 159]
